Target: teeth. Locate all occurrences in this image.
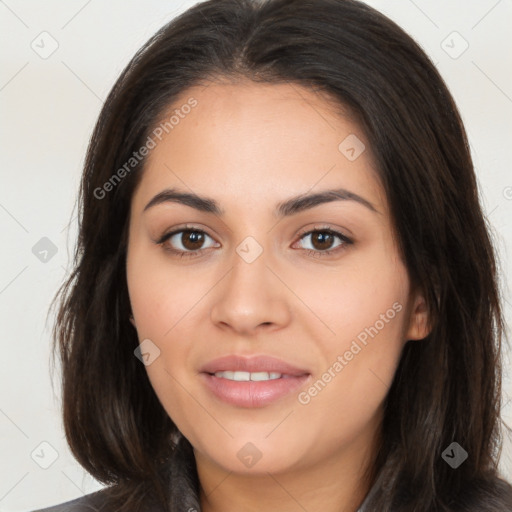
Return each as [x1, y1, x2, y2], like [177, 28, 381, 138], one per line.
[213, 371, 283, 381]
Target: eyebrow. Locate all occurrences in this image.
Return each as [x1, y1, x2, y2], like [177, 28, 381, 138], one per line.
[143, 187, 379, 217]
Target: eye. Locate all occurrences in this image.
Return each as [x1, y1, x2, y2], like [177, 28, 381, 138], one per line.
[157, 226, 218, 258]
[156, 224, 353, 259]
[294, 226, 353, 258]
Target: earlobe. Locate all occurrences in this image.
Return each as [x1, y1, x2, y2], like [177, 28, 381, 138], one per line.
[405, 293, 431, 341]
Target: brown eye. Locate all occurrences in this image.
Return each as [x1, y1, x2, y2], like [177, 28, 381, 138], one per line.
[157, 227, 218, 258]
[157, 226, 352, 260]
[296, 228, 353, 258]
[180, 230, 206, 250]
[309, 231, 336, 251]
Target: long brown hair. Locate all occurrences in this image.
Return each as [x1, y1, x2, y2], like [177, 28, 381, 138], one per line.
[49, 0, 512, 510]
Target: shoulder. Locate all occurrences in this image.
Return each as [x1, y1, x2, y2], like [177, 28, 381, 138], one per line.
[31, 488, 108, 512]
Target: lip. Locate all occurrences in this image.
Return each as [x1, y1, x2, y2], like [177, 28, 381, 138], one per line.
[199, 355, 311, 408]
[199, 354, 310, 376]
[200, 373, 311, 408]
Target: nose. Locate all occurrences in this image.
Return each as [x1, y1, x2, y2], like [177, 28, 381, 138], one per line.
[210, 247, 292, 335]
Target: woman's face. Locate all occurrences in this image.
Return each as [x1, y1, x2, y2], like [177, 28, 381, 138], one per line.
[126, 80, 429, 477]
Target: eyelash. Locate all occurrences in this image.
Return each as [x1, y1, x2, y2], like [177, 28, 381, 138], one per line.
[156, 224, 353, 260]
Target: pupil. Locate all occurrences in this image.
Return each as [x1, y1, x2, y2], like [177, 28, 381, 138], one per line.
[184, 230, 203, 249]
[180, 231, 334, 251]
[313, 232, 332, 250]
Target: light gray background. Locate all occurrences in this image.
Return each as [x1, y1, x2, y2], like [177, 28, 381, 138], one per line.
[1, 0, 511, 510]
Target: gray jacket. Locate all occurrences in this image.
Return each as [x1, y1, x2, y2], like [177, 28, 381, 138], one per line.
[32, 483, 377, 511]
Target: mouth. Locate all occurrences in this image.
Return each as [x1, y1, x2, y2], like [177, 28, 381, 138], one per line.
[208, 370, 301, 381]
[199, 354, 311, 408]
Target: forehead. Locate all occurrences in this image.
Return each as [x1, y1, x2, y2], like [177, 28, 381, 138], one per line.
[131, 80, 385, 217]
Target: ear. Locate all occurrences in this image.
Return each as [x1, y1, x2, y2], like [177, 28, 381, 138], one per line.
[404, 290, 431, 341]
[129, 314, 136, 328]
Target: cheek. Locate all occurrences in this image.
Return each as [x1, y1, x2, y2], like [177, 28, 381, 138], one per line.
[126, 246, 207, 427]
[296, 302, 406, 452]
[288, 243, 409, 345]
[297, 252, 408, 414]
[126, 244, 204, 338]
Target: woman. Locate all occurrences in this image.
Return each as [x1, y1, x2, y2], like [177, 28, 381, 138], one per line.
[35, 0, 512, 510]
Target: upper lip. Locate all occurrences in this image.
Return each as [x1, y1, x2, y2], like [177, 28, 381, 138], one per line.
[200, 355, 310, 376]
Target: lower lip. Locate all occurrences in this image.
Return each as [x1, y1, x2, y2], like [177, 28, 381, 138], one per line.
[200, 373, 310, 408]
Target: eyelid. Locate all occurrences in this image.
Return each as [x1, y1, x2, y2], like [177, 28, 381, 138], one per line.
[292, 224, 353, 251]
[295, 223, 352, 239]
[156, 223, 353, 258]
[157, 223, 352, 241]
[156, 223, 215, 244]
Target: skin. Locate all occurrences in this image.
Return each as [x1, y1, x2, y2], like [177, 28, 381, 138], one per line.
[126, 79, 430, 512]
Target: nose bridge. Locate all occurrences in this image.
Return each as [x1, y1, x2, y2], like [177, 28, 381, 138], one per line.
[224, 235, 273, 305]
[210, 234, 291, 332]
